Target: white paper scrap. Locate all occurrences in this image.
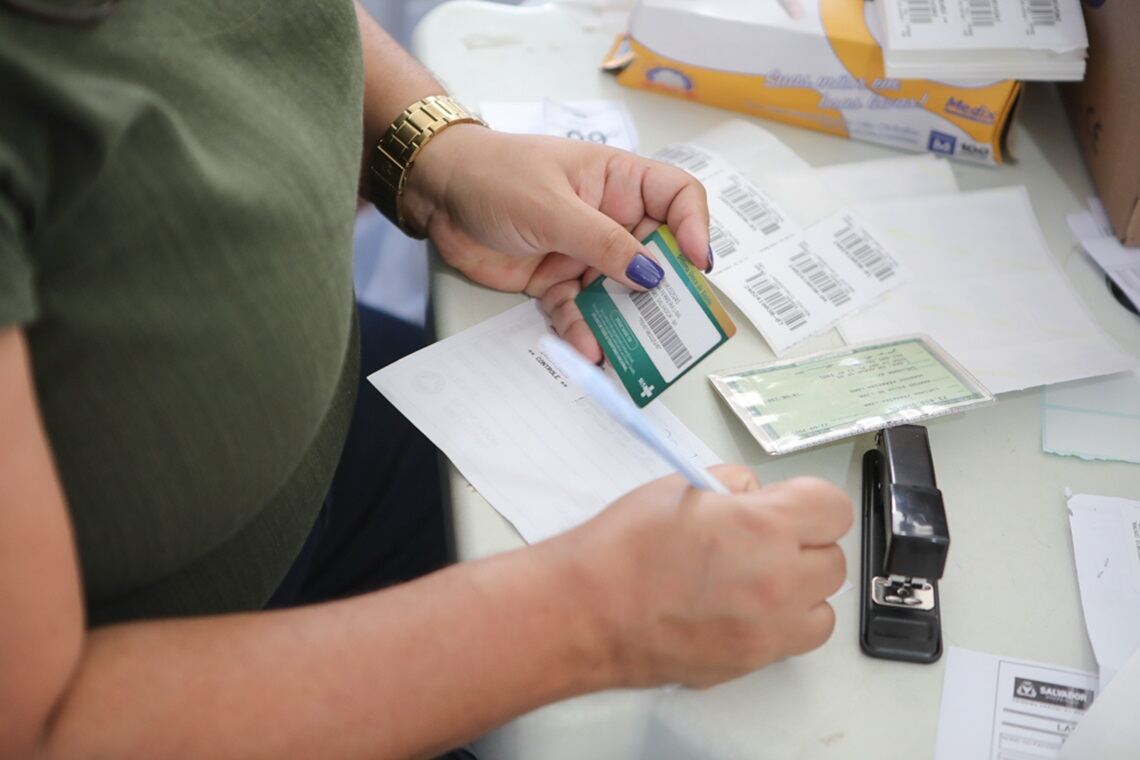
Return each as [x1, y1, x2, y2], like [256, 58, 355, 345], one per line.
[840, 186, 1137, 394]
[1066, 493, 1140, 692]
[1080, 236, 1140, 312]
[1043, 371, 1140, 465]
[934, 646, 1098, 760]
[1060, 645, 1140, 760]
[1066, 198, 1140, 313]
[368, 300, 720, 544]
[479, 99, 639, 153]
[709, 209, 909, 355]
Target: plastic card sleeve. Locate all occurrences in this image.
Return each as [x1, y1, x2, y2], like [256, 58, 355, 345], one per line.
[708, 335, 994, 455]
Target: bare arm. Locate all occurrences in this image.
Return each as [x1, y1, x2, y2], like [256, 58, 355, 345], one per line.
[1, 8, 850, 756]
[1, 322, 850, 759]
[0, 325, 616, 759]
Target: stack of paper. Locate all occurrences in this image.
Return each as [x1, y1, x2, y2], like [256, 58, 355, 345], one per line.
[877, 0, 1088, 82]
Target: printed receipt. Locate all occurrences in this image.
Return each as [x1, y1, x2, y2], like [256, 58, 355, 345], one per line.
[935, 647, 1098, 760]
[654, 143, 909, 354]
[709, 337, 993, 454]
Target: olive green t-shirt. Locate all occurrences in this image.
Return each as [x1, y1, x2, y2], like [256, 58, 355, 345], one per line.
[0, 2, 364, 625]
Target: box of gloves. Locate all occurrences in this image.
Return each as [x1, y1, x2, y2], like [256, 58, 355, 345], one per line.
[602, 0, 1022, 166]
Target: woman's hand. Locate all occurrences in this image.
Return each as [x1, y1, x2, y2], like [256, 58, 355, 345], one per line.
[402, 126, 712, 364]
[549, 466, 853, 690]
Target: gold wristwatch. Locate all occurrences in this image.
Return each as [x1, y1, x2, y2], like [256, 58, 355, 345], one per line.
[362, 95, 486, 238]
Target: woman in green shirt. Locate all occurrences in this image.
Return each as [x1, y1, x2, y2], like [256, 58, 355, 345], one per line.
[0, 2, 852, 757]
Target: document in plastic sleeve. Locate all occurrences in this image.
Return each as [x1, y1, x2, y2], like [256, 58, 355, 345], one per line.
[934, 646, 1097, 760]
[576, 226, 736, 407]
[709, 336, 993, 455]
[710, 210, 909, 355]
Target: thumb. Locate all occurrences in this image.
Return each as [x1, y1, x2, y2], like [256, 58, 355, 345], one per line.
[549, 202, 665, 291]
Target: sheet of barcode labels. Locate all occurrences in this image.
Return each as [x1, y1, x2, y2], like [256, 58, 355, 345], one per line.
[654, 142, 908, 355]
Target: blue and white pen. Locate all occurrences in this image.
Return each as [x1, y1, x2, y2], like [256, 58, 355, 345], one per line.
[538, 334, 728, 494]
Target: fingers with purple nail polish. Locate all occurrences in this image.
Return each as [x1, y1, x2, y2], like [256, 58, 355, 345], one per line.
[626, 253, 665, 289]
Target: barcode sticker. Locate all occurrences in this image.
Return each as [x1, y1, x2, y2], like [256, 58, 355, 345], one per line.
[709, 210, 909, 355]
[653, 143, 724, 182]
[789, 246, 853, 307]
[1022, 0, 1060, 28]
[962, 0, 1000, 31]
[831, 217, 900, 282]
[719, 180, 785, 236]
[702, 169, 797, 269]
[708, 222, 740, 260]
[745, 266, 808, 331]
[901, 0, 941, 25]
[630, 290, 693, 370]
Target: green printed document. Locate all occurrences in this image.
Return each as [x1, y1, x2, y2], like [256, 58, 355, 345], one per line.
[709, 337, 994, 455]
[576, 226, 736, 407]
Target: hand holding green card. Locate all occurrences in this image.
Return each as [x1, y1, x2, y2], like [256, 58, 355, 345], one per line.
[575, 226, 737, 407]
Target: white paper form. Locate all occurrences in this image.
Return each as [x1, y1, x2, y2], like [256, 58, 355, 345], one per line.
[840, 186, 1137, 394]
[478, 99, 639, 153]
[934, 646, 1098, 760]
[1060, 645, 1140, 760]
[1043, 372, 1140, 465]
[1067, 493, 1140, 692]
[368, 300, 720, 544]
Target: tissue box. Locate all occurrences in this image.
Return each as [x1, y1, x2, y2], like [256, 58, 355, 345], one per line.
[602, 0, 1022, 166]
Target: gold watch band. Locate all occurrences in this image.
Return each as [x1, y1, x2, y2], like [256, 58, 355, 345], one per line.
[363, 95, 486, 238]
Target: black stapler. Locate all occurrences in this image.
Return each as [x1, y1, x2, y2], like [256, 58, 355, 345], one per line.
[860, 425, 950, 664]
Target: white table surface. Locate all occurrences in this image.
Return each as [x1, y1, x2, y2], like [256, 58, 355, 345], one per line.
[412, 3, 1140, 758]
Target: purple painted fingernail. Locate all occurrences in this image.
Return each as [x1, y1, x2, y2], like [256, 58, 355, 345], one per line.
[705, 244, 715, 274]
[626, 253, 665, 288]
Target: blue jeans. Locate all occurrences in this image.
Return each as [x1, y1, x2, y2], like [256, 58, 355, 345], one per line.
[270, 304, 450, 605]
[268, 304, 476, 760]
